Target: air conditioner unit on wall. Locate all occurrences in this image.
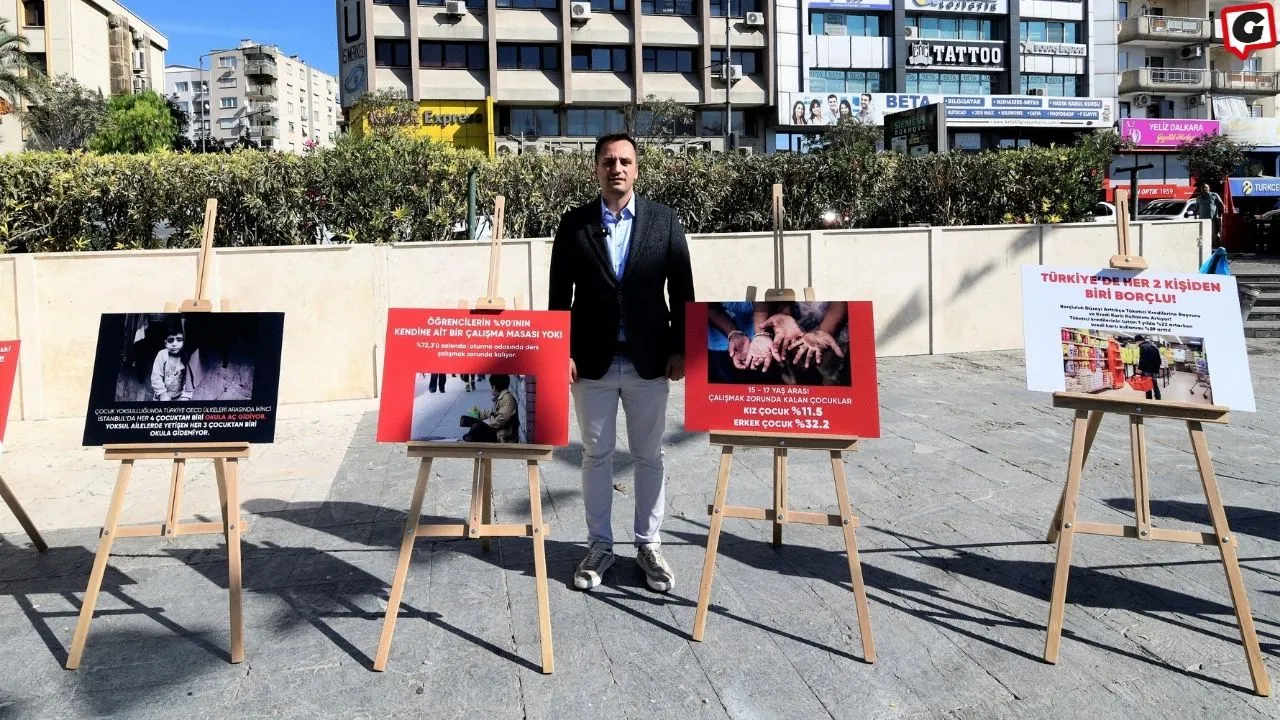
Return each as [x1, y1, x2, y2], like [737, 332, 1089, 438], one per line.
[445, 0, 468, 15]
[1188, 94, 1206, 107]
[714, 64, 743, 81]
[736, 146, 753, 155]
[1134, 93, 1152, 107]
[570, 1, 591, 19]
[1179, 45, 1204, 60]
[745, 11, 765, 26]
[132, 49, 146, 71]
[904, 26, 919, 39]
[1027, 88, 1046, 96]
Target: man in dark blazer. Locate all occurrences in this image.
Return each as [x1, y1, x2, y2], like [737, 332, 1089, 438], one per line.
[549, 132, 695, 593]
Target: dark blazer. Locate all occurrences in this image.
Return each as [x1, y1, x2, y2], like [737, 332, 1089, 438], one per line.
[1138, 341, 1162, 374]
[549, 194, 695, 381]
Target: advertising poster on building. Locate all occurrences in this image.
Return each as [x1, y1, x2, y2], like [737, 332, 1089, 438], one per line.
[376, 308, 571, 446]
[1120, 118, 1219, 148]
[779, 92, 1113, 129]
[0, 340, 18, 455]
[684, 301, 880, 437]
[82, 313, 285, 446]
[1021, 266, 1255, 411]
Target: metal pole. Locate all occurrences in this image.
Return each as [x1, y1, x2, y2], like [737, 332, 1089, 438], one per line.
[200, 57, 206, 153]
[467, 168, 478, 240]
[724, 16, 732, 150]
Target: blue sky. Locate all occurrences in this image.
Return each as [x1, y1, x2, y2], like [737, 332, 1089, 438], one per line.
[124, 0, 338, 75]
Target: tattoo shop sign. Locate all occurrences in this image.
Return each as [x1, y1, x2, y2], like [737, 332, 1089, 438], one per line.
[907, 42, 1006, 69]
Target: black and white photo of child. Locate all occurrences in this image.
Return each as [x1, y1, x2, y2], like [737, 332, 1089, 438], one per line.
[114, 313, 258, 403]
[151, 321, 194, 401]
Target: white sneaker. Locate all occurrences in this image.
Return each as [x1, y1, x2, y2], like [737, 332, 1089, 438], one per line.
[574, 541, 615, 591]
[636, 543, 674, 593]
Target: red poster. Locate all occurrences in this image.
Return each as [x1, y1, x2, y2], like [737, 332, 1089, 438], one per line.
[376, 309, 571, 445]
[684, 302, 880, 438]
[0, 340, 18, 448]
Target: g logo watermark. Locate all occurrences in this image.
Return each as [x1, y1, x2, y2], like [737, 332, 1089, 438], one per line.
[1222, 3, 1277, 60]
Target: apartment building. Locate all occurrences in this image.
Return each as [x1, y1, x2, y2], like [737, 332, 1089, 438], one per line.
[0, 0, 167, 152]
[337, 0, 775, 154]
[773, 0, 1115, 152]
[167, 40, 342, 154]
[1111, 0, 1277, 121]
[1103, 1, 1280, 202]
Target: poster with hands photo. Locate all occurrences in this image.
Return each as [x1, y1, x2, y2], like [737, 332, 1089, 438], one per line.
[684, 301, 880, 437]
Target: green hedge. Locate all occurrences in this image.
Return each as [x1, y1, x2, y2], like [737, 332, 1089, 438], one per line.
[0, 133, 1116, 253]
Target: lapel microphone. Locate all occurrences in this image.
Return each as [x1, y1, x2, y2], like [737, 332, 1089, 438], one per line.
[595, 226, 609, 240]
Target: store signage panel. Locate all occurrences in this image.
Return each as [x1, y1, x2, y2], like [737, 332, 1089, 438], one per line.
[1228, 177, 1280, 197]
[908, 0, 1008, 13]
[1120, 118, 1219, 148]
[1221, 117, 1280, 148]
[338, 0, 368, 108]
[809, 0, 894, 9]
[1020, 41, 1088, 56]
[777, 92, 1113, 128]
[907, 42, 1006, 69]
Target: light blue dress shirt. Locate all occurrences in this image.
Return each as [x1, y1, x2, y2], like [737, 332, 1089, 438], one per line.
[601, 194, 635, 280]
[601, 194, 636, 341]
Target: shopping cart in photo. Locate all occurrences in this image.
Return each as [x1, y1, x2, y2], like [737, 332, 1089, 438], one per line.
[1191, 357, 1212, 401]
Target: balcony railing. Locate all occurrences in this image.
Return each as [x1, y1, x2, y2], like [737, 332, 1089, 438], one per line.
[1119, 67, 1211, 93]
[246, 85, 278, 101]
[245, 61, 279, 80]
[1212, 70, 1280, 95]
[1118, 15, 1213, 44]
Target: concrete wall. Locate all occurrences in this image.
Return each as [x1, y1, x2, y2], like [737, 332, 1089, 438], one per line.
[2, 221, 1205, 421]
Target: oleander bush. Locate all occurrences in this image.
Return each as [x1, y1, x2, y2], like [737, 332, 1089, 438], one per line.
[0, 130, 1120, 253]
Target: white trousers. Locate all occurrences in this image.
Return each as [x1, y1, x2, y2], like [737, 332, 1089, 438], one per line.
[571, 355, 669, 546]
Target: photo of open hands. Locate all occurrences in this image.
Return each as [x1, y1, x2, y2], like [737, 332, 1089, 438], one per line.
[708, 302, 851, 387]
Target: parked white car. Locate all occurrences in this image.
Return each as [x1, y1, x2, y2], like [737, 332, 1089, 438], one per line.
[1137, 198, 1197, 221]
[1091, 202, 1116, 223]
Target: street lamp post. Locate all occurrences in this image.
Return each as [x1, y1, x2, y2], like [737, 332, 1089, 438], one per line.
[197, 52, 218, 153]
[724, 14, 733, 151]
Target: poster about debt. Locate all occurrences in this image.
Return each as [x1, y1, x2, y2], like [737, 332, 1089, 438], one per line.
[376, 308, 571, 446]
[1021, 265, 1255, 411]
[82, 313, 286, 445]
[684, 300, 880, 437]
[0, 340, 18, 455]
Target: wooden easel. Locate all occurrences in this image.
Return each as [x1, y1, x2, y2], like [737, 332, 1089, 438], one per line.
[1041, 189, 1271, 696]
[690, 184, 876, 662]
[67, 199, 252, 669]
[373, 195, 555, 674]
[0, 474, 47, 551]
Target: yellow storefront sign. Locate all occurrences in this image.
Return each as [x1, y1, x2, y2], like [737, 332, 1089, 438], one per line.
[353, 97, 496, 156]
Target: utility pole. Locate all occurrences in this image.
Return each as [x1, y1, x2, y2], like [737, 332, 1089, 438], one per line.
[724, 15, 733, 151]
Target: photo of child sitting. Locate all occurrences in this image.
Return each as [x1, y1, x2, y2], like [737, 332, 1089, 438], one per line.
[150, 323, 194, 402]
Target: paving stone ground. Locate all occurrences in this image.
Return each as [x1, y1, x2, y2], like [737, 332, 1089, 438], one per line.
[2, 343, 1279, 719]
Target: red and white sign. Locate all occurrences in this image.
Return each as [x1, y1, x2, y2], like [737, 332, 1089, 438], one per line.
[1222, 3, 1277, 61]
[0, 341, 19, 452]
[376, 309, 570, 445]
[1104, 182, 1195, 201]
[684, 301, 880, 438]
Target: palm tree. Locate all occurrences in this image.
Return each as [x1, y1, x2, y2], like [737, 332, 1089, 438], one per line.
[0, 20, 35, 106]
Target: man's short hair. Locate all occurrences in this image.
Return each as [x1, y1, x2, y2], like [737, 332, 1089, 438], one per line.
[827, 94, 837, 101]
[594, 133, 639, 163]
